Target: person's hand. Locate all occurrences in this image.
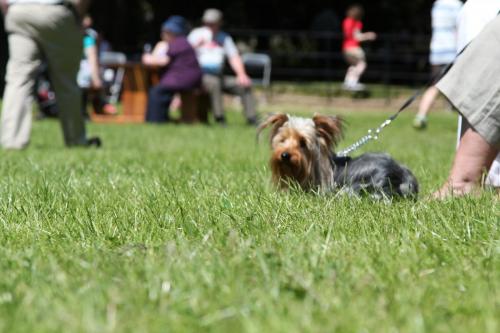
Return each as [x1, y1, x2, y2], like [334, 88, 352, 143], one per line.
[0, 0, 9, 15]
[365, 32, 377, 41]
[142, 53, 154, 66]
[237, 73, 252, 87]
[92, 78, 103, 90]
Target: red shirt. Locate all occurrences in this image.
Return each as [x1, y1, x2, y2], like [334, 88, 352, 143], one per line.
[342, 17, 363, 50]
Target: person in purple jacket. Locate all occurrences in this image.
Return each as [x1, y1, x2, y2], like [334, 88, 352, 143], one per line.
[142, 16, 202, 123]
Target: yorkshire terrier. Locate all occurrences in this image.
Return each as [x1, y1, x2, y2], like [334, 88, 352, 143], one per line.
[258, 114, 419, 199]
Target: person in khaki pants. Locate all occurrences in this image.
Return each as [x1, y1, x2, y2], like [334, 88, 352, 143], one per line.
[188, 9, 258, 126]
[0, 0, 100, 149]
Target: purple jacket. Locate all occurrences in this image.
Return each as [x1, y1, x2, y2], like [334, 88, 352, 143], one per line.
[161, 37, 202, 91]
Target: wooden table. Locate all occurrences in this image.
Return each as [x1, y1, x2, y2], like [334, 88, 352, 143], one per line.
[90, 62, 210, 124]
[91, 62, 159, 123]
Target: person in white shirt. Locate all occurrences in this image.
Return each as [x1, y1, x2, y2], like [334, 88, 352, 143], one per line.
[188, 8, 258, 125]
[413, 0, 462, 129]
[0, 0, 100, 148]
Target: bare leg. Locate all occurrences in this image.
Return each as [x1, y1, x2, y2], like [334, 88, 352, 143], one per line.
[433, 128, 499, 199]
[343, 66, 357, 86]
[352, 61, 367, 84]
[414, 86, 440, 129]
[417, 86, 440, 118]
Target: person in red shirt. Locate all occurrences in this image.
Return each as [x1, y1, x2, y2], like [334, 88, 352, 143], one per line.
[342, 4, 377, 91]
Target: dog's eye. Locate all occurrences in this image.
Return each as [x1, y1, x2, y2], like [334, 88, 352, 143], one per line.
[299, 138, 307, 148]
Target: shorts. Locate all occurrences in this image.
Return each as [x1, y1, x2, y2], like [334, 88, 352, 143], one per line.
[343, 47, 366, 65]
[437, 16, 500, 147]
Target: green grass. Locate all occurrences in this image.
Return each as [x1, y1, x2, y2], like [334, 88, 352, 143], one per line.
[0, 108, 498, 333]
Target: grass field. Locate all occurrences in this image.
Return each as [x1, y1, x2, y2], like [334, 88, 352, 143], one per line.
[0, 107, 498, 333]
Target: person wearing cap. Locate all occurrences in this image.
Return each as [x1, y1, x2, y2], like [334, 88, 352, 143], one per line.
[142, 16, 202, 123]
[188, 8, 258, 125]
[0, 0, 101, 149]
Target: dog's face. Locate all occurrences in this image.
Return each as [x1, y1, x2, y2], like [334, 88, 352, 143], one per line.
[258, 114, 343, 189]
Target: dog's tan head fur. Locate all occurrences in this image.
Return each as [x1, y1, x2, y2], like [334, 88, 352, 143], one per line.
[258, 113, 343, 191]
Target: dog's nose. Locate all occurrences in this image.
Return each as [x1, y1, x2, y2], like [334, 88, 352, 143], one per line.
[281, 152, 290, 161]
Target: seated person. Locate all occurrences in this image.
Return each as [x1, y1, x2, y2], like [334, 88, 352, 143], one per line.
[188, 8, 258, 125]
[143, 16, 202, 123]
[77, 15, 117, 116]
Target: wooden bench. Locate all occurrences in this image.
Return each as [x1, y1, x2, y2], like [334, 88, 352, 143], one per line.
[180, 89, 210, 124]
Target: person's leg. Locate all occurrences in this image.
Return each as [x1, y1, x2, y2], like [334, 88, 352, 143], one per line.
[433, 128, 499, 198]
[414, 86, 440, 129]
[352, 60, 367, 85]
[222, 76, 258, 124]
[343, 51, 359, 88]
[203, 74, 226, 123]
[343, 65, 357, 86]
[90, 89, 102, 114]
[81, 89, 90, 118]
[0, 33, 40, 149]
[89, 89, 117, 115]
[39, 6, 88, 146]
[145, 86, 173, 123]
[202, 74, 225, 123]
[435, 17, 500, 198]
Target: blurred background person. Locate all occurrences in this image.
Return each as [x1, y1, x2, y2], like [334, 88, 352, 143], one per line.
[188, 8, 258, 126]
[143, 16, 202, 123]
[413, 0, 462, 130]
[342, 4, 377, 92]
[77, 15, 117, 117]
[0, 0, 101, 149]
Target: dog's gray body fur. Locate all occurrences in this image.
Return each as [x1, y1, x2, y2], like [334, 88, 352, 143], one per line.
[330, 153, 419, 198]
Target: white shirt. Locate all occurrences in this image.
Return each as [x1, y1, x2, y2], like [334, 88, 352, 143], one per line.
[430, 0, 463, 65]
[456, 0, 500, 52]
[188, 26, 239, 74]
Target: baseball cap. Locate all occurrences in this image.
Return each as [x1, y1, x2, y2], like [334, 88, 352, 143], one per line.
[162, 16, 188, 35]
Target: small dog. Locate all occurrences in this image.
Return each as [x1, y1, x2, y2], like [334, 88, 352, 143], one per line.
[258, 113, 419, 199]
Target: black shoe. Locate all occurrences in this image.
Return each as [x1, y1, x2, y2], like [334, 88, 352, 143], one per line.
[247, 117, 258, 126]
[86, 136, 102, 148]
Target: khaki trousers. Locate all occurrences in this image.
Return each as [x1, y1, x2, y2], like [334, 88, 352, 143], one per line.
[202, 74, 257, 121]
[437, 15, 500, 147]
[1, 4, 86, 149]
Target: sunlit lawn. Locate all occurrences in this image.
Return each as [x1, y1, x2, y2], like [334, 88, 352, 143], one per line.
[0, 105, 498, 332]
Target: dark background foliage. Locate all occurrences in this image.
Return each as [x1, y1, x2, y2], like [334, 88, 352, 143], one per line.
[0, 0, 442, 92]
[88, 0, 436, 53]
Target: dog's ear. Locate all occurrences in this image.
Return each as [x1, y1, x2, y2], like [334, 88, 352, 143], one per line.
[313, 114, 343, 147]
[257, 114, 289, 143]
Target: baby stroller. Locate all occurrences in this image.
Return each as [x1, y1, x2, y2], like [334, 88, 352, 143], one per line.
[35, 64, 58, 119]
